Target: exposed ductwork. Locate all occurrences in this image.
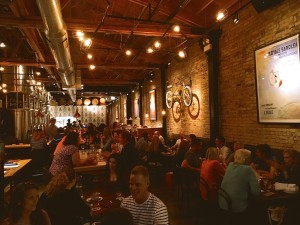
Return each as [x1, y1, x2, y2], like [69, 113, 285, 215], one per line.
[36, 0, 76, 102]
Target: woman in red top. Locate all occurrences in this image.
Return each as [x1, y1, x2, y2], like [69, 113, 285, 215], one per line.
[200, 147, 226, 200]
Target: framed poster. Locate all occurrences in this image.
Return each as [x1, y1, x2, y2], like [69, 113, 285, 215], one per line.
[255, 34, 300, 123]
[134, 99, 139, 118]
[149, 89, 156, 120]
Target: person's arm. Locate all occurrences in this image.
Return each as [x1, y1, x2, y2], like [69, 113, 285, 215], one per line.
[72, 150, 94, 166]
[181, 159, 200, 172]
[155, 205, 169, 225]
[41, 209, 52, 225]
[248, 167, 261, 196]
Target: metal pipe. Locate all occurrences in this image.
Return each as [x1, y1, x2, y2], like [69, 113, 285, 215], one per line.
[36, 0, 76, 100]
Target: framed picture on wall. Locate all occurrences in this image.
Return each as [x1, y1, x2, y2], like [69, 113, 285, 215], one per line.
[255, 34, 300, 123]
[134, 99, 139, 118]
[149, 89, 157, 121]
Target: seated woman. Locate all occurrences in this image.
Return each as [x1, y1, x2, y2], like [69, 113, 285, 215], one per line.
[148, 135, 167, 163]
[39, 168, 90, 225]
[200, 147, 226, 201]
[3, 182, 51, 225]
[219, 149, 260, 216]
[276, 149, 300, 186]
[49, 131, 94, 176]
[105, 153, 128, 194]
[30, 129, 49, 171]
[251, 144, 277, 180]
[102, 127, 113, 152]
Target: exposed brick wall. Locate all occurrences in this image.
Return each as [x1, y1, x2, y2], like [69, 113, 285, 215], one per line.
[166, 43, 210, 139]
[219, 0, 300, 150]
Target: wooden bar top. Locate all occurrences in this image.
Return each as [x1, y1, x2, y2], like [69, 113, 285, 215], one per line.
[5, 144, 31, 149]
[4, 159, 32, 178]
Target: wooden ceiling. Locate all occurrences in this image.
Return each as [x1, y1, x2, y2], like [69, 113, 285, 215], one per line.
[0, 0, 250, 100]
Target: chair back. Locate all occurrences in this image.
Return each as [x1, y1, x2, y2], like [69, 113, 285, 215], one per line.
[218, 187, 232, 212]
[199, 176, 211, 201]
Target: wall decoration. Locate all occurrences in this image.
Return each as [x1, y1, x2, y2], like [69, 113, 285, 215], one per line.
[188, 93, 200, 119]
[149, 89, 156, 120]
[255, 34, 300, 123]
[49, 105, 106, 126]
[124, 102, 127, 119]
[134, 99, 139, 118]
[116, 106, 119, 119]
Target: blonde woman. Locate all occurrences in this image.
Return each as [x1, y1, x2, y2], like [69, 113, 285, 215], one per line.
[39, 168, 90, 225]
[200, 147, 226, 200]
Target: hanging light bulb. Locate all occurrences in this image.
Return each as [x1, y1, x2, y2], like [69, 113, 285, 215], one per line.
[216, 9, 228, 21]
[146, 47, 154, 54]
[87, 54, 93, 59]
[89, 65, 95, 70]
[178, 50, 187, 58]
[154, 41, 161, 49]
[0, 66, 4, 71]
[125, 49, 132, 56]
[173, 25, 180, 32]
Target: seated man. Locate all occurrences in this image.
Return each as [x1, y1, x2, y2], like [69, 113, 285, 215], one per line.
[154, 130, 166, 146]
[215, 135, 231, 165]
[181, 137, 202, 172]
[121, 166, 169, 225]
[135, 132, 149, 163]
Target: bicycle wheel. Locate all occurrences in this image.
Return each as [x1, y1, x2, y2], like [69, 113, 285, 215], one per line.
[166, 91, 173, 109]
[182, 86, 192, 106]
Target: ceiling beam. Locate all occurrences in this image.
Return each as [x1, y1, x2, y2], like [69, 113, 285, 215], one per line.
[38, 78, 138, 85]
[0, 58, 161, 69]
[129, 0, 202, 27]
[0, 16, 203, 38]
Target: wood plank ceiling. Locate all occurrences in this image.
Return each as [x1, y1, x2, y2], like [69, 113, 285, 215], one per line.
[0, 0, 250, 101]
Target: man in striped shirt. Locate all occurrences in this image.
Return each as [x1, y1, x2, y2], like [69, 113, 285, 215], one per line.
[121, 166, 169, 225]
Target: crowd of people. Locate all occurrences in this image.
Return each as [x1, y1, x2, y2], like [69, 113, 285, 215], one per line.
[2, 119, 300, 225]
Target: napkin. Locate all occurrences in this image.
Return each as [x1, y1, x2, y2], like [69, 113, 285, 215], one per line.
[274, 182, 298, 191]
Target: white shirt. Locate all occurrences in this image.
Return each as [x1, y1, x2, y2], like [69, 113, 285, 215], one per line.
[121, 193, 168, 225]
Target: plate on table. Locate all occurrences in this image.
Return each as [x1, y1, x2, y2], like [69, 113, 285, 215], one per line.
[4, 162, 20, 169]
[283, 190, 299, 194]
[86, 196, 103, 203]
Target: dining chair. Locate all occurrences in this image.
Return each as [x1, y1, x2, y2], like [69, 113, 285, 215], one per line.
[175, 166, 200, 208]
[217, 187, 233, 225]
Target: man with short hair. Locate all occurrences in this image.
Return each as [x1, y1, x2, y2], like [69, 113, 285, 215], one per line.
[154, 130, 165, 146]
[181, 138, 202, 172]
[121, 166, 169, 225]
[215, 135, 231, 164]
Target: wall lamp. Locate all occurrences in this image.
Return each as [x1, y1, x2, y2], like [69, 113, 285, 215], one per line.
[233, 13, 239, 24]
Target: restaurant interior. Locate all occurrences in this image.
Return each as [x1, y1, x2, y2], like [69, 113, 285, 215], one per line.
[1, 0, 300, 224]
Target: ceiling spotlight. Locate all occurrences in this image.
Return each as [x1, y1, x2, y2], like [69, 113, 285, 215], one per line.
[76, 31, 84, 37]
[132, 90, 135, 93]
[178, 50, 187, 58]
[150, 79, 153, 82]
[125, 49, 132, 56]
[167, 62, 171, 66]
[233, 13, 239, 24]
[173, 25, 180, 32]
[154, 41, 161, 49]
[2, 83, 7, 88]
[216, 9, 228, 21]
[83, 38, 92, 48]
[36, 71, 41, 76]
[87, 54, 93, 59]
[0, 66, 4, 71]
[3, 89, 7, 93]
[89, 64, 95, 70]
[146, 47, 154, 54]
[0, 42, 6, 48]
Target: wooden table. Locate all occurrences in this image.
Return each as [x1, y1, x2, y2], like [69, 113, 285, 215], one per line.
[4, 159, 32, 194]
[74, 161, 107, 175]
[4, 159, 32, 178]
[82, 182, 122, 219]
